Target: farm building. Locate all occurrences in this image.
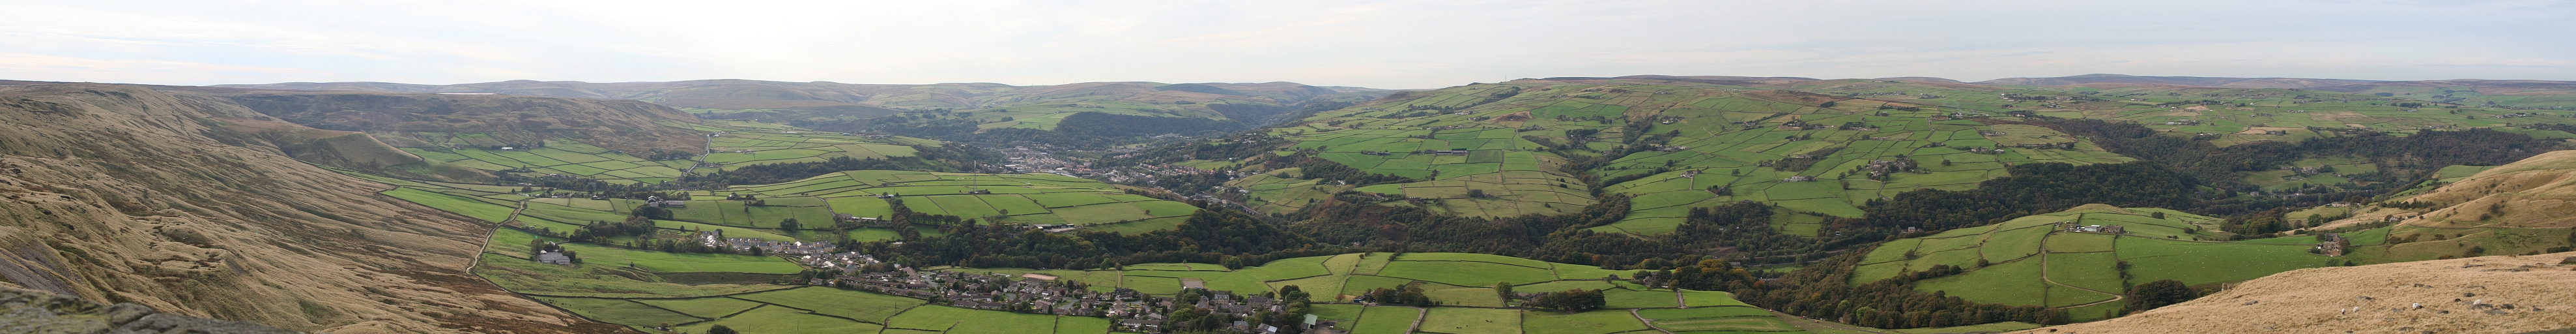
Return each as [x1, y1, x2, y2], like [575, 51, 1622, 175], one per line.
[534, 251, 571, 265]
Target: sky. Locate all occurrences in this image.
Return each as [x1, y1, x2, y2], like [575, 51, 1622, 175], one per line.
[2, 0, 2571, 89]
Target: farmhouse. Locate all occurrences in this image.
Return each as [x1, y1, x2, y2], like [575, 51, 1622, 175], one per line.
[1783, 175, 1816, 182]
[643, 196, 685, 207]
[2317, 233, 2347, 256]
[534, 251, 572, 265]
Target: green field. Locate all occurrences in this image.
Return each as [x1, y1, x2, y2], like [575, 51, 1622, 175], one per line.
[926, 252, 1794, 333]
[399, 138, 694, 183]
[1522, 309, 1654, 334]
[1858, 205, 2338, 320]
[709, 170, 1197, 229]
[1353, 306, 1424, 333]
[1239, 78, 2573, 235]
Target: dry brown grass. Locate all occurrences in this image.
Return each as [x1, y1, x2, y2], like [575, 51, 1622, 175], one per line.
[0, 84, 625, 333]
[2022, 252, 2576, 334]
[2400, 150, 2576, 229]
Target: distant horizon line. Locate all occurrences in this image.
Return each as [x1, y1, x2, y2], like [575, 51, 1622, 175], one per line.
[17, 73, 2573, 91]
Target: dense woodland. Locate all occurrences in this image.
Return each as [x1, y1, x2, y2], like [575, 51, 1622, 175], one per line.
[676, 140, 1004, 187]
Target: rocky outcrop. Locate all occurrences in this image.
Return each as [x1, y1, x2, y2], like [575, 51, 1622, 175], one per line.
[0, 285, 296, 333]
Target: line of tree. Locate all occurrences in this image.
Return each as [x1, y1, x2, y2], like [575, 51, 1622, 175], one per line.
[1360, 284, 1433, 306]
[1524, 289, 1607, 312]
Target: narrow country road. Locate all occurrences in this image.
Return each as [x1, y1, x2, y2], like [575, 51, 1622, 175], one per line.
[1407, 307, 1428, 333]
[462, 196, 530, 275]
[1631, 309, 1674, 334]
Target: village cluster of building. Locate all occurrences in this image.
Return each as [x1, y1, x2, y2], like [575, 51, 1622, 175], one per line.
[1098, 163, 1225, 184]
[2057, 222, 2128, 234]
[831, 269, 1303, 333]
[1001, 146, 1081, 174]
[693, 230, 835, 254]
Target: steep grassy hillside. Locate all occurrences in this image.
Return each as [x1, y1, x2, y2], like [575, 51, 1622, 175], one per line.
[2289, 150, 2576, 263]
[1849, 205, 2341, 322]
[1232, 78, 2133, 234]
[1189, 75, 2575, 236]
[0, 84, 623, 333]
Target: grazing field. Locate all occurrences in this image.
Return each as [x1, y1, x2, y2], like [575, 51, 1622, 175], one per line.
[380, 187, 517, 222]
[1420, 307, 1523, 334]
[923, 252, 1775, 333]
[635, 297, 765, 318]
[732, 286, 924, 322]
[715, 170, 1199, 230]
[674, 305, 882, 334]
[399, 138, 694, 183]
[1636, 307, 1799, 332]
[1353, 306, 1424, 334]
[1521, 309, 1654, 334]
[1859, 205, 2339, 315]
[520, 281, 1108, 333]
[556, 242, 805, 274]
[1249, 78, 2573, 235]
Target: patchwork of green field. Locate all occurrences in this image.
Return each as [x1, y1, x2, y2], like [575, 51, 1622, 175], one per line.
[703, 129, 935, 170]
[1635, 307, 1801, 332]
[939, 252, 1796, 333]
[1584, 103, 2133, 235]
[1851, 205, 2340, 322]
[524, 284, 1107, 333]
[397, 138, 696, 183]
[1254, 80, 2154, 230]
[704, 170, 1197, 229]
[473, 230, 797, 299]
[1784, 80, 2576, 142]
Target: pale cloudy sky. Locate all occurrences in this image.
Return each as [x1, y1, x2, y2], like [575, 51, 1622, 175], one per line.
[2, 0, 2569, 89]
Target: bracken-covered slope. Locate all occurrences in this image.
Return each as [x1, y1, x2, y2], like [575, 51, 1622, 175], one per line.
[0, 84, 626, 333]
[2023, 252, 2576, 333]
[2390, 149, 2576, 229]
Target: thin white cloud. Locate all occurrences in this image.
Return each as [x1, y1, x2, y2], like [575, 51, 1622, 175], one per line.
[0, 0, 2568, 88]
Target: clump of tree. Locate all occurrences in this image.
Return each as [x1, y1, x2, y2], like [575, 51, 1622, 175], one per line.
[1525, 289, 1607, 312]
[569, 215, 659, 243]
[1362, 284, 1434, 306]
[2123, 279, 2199, 314]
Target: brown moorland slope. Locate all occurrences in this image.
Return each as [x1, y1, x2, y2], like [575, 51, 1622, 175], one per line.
[2319, 150, 2576, 233]
[160, 86, 708, 156]
[0, 84, 626, 333]
[2398, 150, 2576, 229]
[2022, 252, 2576, 333]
